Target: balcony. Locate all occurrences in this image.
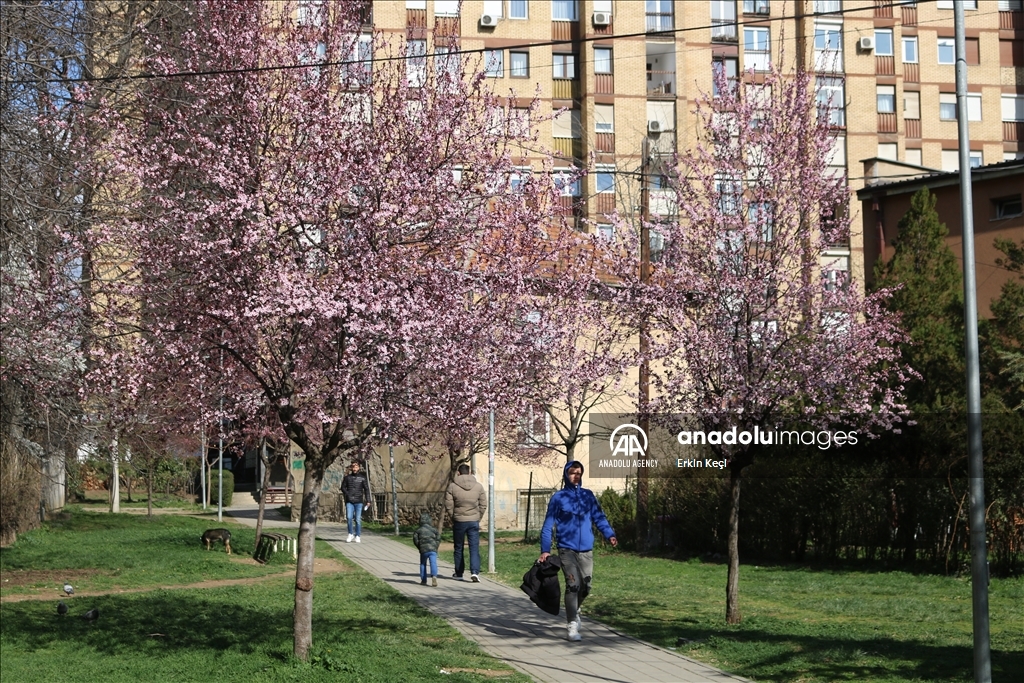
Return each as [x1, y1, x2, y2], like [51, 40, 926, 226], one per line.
[647, 70, 676, 97]
[874, 2, 893, 19]
[595, 132, 615, 153]
[877, 112, 897, 134]
[711, 21, 738, 43]
[552, 137, 582, 160]
[434, 15, 460, 38]
[904, 63, 919, 83]
[1005, 121, 1024, 142]
[552, 79, 580, 100]
[595, 193, 616, 216]
[649, 189, 677, 218]
[901, 5, 917, 26]
[1001, 11, 1024, 30]
[648, 131, 676, 156]
[875, 55, 895, 76]
[905, 118, 921, 139]
[646, 12, 673, 33]
[595, 73, 614, 95]
[406, 8, 426, 28]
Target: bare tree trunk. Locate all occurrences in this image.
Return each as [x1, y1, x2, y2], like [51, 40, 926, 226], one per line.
[255, 440, 271, 550]
[40, 449, 65, 513]
[726, 466, 742, 624]
[293, 460, 324, 661]
[146, 460, 153, 517]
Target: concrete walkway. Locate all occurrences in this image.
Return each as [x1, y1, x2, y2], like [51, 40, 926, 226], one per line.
[225, 502, 748, 683]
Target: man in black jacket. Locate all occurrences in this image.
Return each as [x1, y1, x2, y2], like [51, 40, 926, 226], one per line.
[342, 460, 371, 543]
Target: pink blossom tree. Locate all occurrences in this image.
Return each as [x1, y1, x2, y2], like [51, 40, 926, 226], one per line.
[623, 67, 913, 623]
[78, 0, 565, 658]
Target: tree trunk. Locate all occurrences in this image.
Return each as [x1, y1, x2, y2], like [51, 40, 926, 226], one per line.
[726, 465, 742, 624]
[146, 462, 153, 517]
[40, 449, 65, 513]
[110, 439, 120, 513]
[255, 440, 271, 551]
[293, 460, 324, 661]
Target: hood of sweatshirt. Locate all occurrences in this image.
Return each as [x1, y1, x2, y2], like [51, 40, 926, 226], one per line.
[563, 460, 584, 489]
[452, 473, 478, 490]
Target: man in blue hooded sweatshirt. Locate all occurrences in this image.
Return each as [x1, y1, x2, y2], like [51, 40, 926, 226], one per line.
[538, 460, 617, 641]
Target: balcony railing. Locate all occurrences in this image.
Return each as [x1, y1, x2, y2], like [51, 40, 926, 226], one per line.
[595, 73, 614, 95]
[901, 5, 917, 26]
[904, 63, 919, 83]
[595, 132, 615, 153]
[1001, 11, 1024, 30]
[1004, 121, 1024, 141]
[875, 55, 895, 76]
[874, 2, 893, 18]
[646, 13, 673, 32]
[406, 8, 427, 28]
[877, 112, 897, 134]
[711, 21, 738, 42]
[647, 70, 675, 97]
[905, 118, 921, 139]
[552, 79, 579, 100]
[595, 193, 616, 215]
[552, 137, 582, 160]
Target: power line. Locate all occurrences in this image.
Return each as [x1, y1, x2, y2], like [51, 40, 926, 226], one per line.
[5, 0, 940, 85]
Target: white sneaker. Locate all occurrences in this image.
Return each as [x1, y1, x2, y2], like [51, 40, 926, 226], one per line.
[470, 574, 480, 583]
[346, 534, 354, 543]
[567, 620, 582, 641]
[355, 536, 361, 543]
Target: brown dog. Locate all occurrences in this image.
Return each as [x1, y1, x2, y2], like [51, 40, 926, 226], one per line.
[201, 528, 232, 554]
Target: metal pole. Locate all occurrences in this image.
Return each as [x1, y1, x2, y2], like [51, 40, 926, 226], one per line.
[200, 429, 207, 510]
[954, 3, 991, 681]
[523, 471, 533, 542]
[637, 136, 651, 552]
[487, 410, 495, 573]
[389, 444, 400, 535]
[217, 348, 224, 523]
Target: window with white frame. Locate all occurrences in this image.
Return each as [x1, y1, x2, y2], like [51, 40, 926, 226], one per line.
[596, 223, 615, 241]
[554, 167, 581, 196]
[967, 94, 982, 121]
[904, 90, 920, 119]
[553, 53, 576, 79]
[970, 151, 983, 168]
[596, 165, 616, 193]
[716, 175, 743, 215]
[593, 0, 612, 11]
[816, 77, 846, 127]
[744, 0, 769, 14]
[552, 109, 580, 139]
[552, 0, 577, 21]
[510, 51, 529, 77]
[647, 0, 674, 31]
[877, 142, 898, 160]
[713, 57, 738, 97]
[744, 27, 771, 72]
[938, 38, 955, 65]
[508, 108, 531, 138]
[814, 22, 843, 71]
[435, 0, 460, 16]
[594, 47, 613, 74]
[594, 103, 614, 133]
[517, 404, 549, 447]
[434, 45, 461, 84]
[815, 0, 841, 13]
[998, 0, 1023, 10]
[938, 0, 976, 8]
[905, 148, 922, 166]
[711, 1, 737, 41]
[509, 0, 528, 18]
[509, 166, 531, 191]
[406, 0, 426, 7]
[407, 39, 426, 87]
[342, 35, 373, 87]
[994, 195, 1023, 219]
[939, 93, 957, 120]
[297, 0, 325, 26]
[875, 29, 894, 57]
[902, 36, 918, 63]
[484, 49, 503, 77]
[1002, 95, 1024, 121]
[749, 201, 774, 242]
[877, 85, 896, 113]
[822, 255, 849, 292]
[483, 0, 503, 17]
[941, 149, 960, 171]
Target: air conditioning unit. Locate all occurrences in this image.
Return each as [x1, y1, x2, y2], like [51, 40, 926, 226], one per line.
[593, 11, 611, 26]
[859, 36, 875, 51]
[479, 14, 499, 27]
[647, 120, 663, 133]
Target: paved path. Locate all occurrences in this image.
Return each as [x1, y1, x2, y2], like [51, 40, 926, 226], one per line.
[225, 502, 748, 683]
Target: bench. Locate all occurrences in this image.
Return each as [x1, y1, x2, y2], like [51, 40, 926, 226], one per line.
[262, 486, 292, 505]
[254, 532, 296, 563]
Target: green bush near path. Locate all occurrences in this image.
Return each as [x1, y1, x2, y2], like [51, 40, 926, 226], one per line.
[0, 511, 529, 683]
[389, 531, 1024, 682]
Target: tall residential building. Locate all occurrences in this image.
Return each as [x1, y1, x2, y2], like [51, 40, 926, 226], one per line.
[360, 0, 1024, 289]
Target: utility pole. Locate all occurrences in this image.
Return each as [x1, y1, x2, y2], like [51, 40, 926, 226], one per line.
[389, 444, 399, 535]
[487, 410, 496, 573]
[636, 136, 652, 552]
[954, 3, 991, 681]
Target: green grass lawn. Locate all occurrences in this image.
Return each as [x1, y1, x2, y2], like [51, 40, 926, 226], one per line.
[1, 512, 529, 683]
[383, 527, 1024, 683]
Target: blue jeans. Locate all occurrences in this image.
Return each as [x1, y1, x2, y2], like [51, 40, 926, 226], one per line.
[419, 551, 438, 582]
[346, 502, 363, 536]
[452, 520, 481, 576]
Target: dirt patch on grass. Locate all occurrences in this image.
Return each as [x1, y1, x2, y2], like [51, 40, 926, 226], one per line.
[1, 568, 108, 588]
[442, 668, 514, 678]
[0, 557, 349, 603]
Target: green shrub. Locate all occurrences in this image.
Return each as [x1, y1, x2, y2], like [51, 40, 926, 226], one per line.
[598, 486, 636, 549]
[210, 470, 233, 507]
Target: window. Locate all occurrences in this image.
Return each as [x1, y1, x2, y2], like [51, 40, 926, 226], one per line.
[406, 0, 426, 7]
[902, 36, 918, 63]
[594, 47, 613, 74]
[517, 404, 549, 447]
[744, 27, 771, 71]
[878, 142, 898, 160]
[711, 1, 737, 41]
[552, 0, 577, 21]
[510, 51, 529, 77]
[749, 202, 774, 241]
[596, 166, 615, 193]
[904, 90, 920, 119]
[407, 39, 426, 87]
[940, 93, 957, 121]
[594, 104, 614, 133]
[877, 85, 896, 113]
[554, 168, 581, 196]
[816, 77, 846, 127]
[999, 1, 1023, 11]
[716, 175, 742, 215]
[970, 151, 983, 168]
[822, 256, 849, 292]
[713, 57, 738, 97]
[434, 46, 461, 84]
[941, 149, 960, 171]
[994, 195, 1023, 219]
[509, 166, 531, 190]
[938, 0, 976, 8]
[435, 0, 459, 16]
[875, 29, 893, 57]
[1002, 95, 1024, 122]
[1001, 39, 1024, 67]
[597, 223, 615, 241]
[593, 0, 612, 10]
[483, 0, 503, 16]
[906, 148, 922, 166]
[967, 94, 982, 121]
[510, 0, 528, 18]
[743, 0, 769, 14]
[937, 38, 955, 65]
[484, 49, 503, 77]
[647, 0, 674, 31]
[297, 0, 325, 26]
[553, 53, 576, 79]
[815, 0, 841, 12]
[552, 109, 581, 139]
[814, 23, 842, 71]
[343, 35, 373, 87]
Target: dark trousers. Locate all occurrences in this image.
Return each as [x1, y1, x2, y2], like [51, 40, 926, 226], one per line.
[451, 520, 481, 576]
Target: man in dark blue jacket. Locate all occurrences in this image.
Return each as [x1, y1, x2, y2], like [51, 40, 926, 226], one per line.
[538, 460, 617, 641]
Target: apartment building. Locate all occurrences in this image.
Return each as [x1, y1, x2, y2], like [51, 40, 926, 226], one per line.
[358, 0, 1023, 287]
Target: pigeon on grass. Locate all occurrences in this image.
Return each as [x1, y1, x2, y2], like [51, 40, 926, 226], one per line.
[57, 601, 68, 616]
[63, 583, 74, 596]
[82, 608, 99, 623]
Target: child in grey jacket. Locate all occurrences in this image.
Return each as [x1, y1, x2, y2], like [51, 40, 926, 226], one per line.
[413, 512, 441, 586]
